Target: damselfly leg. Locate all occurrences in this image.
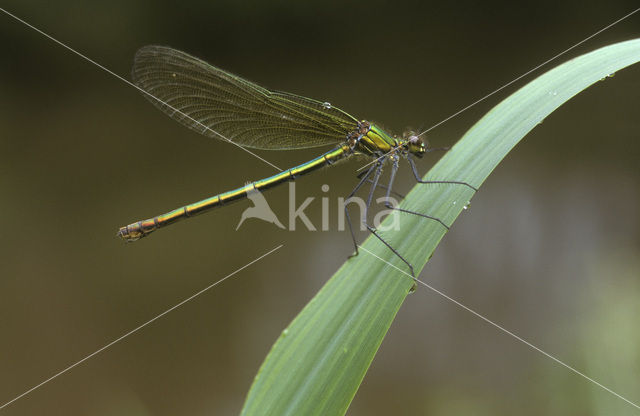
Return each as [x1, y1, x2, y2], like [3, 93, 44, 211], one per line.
[407, 156, 478, 192]
[344, 149, 478, 286]
[345, 162, 380, 258]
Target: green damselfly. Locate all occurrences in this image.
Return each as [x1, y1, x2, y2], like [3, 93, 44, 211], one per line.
[118, 46, 476, 275]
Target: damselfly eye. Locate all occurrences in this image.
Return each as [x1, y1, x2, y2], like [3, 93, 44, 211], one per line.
[406, 135, 426, 158]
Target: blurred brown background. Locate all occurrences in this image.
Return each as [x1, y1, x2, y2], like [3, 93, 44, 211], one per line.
[1, 1, 639, 415]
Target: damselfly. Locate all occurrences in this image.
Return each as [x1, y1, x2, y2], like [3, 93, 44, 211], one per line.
[117, 46, 476, 275]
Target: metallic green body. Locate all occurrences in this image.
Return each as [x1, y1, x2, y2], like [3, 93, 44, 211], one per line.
[118, 122, 405, 241]
[118, 46, 426, 242]
[356, 123, 397, 155]
[118, 143, 352, 241]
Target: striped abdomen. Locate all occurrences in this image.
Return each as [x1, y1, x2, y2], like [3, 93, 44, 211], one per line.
[117, 144, 350, 241]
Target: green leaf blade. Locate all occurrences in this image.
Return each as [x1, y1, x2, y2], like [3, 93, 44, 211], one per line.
[241, 39, 640, 416]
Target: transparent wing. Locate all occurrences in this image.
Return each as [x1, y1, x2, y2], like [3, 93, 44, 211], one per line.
[132, 45, 359, 150]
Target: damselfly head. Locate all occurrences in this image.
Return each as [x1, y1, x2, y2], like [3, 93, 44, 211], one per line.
[405, 134, 426, 158]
